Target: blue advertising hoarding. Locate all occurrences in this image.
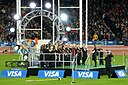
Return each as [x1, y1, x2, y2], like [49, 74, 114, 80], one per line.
[115, 70, 126, 78]
[1, 70, 27, 78]
[38, 70, 65, 78]
[72, 70, 99, 79]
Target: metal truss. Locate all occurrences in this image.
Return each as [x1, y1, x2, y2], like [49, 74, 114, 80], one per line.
[18, 9, 65, 44]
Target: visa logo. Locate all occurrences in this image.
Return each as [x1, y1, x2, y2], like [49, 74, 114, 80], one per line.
[118, 71, 125, 77]
[7, 71, 22, 77]
[44, 71, 59, 77]
[78, 72, 93, 78]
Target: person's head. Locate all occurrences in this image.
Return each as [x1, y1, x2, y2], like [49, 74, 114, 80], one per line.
[107, 50, 111, 54]
[26, 38, 29, 42]
[26, 35, 32, 42]
[100, 48, 103, 51]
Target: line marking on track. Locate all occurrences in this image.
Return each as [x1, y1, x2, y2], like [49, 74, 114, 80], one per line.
[25, 79, 57, 82]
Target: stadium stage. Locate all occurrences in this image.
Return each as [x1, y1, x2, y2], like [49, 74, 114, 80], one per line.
[27, 65, 125, 77]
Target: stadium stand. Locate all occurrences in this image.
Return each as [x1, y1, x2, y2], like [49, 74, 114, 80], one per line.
[0, 0, 127, 45]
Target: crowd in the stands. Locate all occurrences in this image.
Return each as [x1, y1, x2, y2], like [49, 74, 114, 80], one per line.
[0, 0, 127, 43]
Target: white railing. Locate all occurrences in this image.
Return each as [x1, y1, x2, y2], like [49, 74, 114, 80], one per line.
[126, 58, 128, 72]
[84, 54, 91, 70]
[28, 52, 73, 68]
[71, 54, 78, 83]
[122, 51, 128, 71]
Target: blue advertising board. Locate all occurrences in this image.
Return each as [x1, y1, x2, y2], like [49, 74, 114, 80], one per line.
[72, 70, 99, 79]
[115, 70, 126, 78]
[38, 70, 65, 78]
[1, 70, 27, 78]
[106, 41, 117, 45]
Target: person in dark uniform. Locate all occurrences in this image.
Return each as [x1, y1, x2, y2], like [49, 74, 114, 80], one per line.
[105, 51, 113, 78]
[98, 48, 104, 65]
[76, 47, 81, 65]
[92, 45, 97, 67]
[81, 47, 87, 65]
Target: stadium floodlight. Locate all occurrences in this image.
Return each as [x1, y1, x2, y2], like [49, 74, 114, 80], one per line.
[66, 26, 71, 32]
[63, 37, 68, 41]
[45, 2, 51, 9]
[10, 27, 15, 32]
[60, 13, 68, 21]
[29, 2, 36, 9]
[14, 14, 20, 20]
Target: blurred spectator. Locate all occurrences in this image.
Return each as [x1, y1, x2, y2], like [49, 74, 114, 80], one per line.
[93, 33, 98, 41]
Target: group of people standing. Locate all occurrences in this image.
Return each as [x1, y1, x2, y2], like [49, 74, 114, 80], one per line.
[39, 43, 113, 78]
[92, 45, 104, 67]
[71, 44, 88, 65]
[39, 44, 88, 67]
[92, 44, 114, 78]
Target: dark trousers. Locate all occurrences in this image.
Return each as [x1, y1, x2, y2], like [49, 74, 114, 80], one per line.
[93, 60, 97, 67]
[106, 67, 111, 78]
[77, 57, 81, 65]
[82, 57, 86, 65]
[99, 59, 104, 65]
[39, 54, 44, 67]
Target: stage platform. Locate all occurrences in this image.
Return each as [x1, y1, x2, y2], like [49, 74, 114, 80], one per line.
[27, 65, 125, 77]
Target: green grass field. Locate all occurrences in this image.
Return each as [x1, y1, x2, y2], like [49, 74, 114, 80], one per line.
[0, 54, 128, 85]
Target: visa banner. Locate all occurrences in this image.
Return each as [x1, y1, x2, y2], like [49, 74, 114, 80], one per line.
[72, 70, 99, 79]
[38, 70, 65, 78]
[1, 70, 27, 78]
[115, 70, 126, 78]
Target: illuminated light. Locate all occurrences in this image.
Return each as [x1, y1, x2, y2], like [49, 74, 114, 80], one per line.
[63, 37, 68, 41]
[10, 27, 15, 32]
[66, 27, 71, 32]
[29, 2, 36, 9]
[60, 13, 68, 21]
[14, 14, 20, 20]
[45, 2, 51, 9]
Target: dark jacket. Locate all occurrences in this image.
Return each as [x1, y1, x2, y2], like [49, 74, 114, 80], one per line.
[105, 53, 113, 68]
[92, 48, 97, 60]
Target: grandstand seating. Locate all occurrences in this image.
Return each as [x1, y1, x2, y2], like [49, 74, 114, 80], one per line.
[0, 0, 127, 44]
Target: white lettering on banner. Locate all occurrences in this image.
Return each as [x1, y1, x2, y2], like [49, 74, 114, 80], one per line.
[118, 71, 125, 77]
[7, 71, 22, 77]
[78, 72, 93, 78]
[44, 71, 59, 77]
